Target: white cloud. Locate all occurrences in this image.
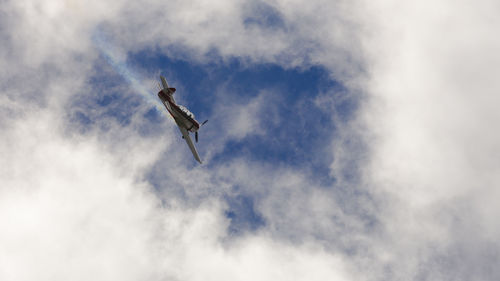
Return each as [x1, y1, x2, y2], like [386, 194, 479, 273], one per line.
[356, 0, 500, 279]
[158, 205, 353, 281]
[0, 110, 354, 281]
[0, 112, 162, 281]
[2, 0, 500, 280]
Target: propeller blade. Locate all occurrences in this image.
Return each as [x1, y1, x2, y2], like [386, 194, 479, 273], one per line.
[195, 131, 198, 143]
[201, 120, 208, 126]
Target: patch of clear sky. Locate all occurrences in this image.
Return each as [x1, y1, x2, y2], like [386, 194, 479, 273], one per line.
[83, 48, 360, 235]
[127, 51, 358, 183]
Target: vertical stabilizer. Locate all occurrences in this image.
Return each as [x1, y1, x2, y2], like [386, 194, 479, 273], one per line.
[160, 76, 169, 90]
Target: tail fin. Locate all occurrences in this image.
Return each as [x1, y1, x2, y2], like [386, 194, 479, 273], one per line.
[160, 76, 169, 90]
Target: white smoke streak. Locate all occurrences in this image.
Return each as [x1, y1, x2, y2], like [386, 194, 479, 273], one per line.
[92, 29, 166, 114]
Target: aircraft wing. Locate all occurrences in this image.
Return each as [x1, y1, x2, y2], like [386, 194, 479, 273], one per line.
[176, 120, 202, 164]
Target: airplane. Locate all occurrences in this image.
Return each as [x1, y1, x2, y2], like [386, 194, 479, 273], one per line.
[157, 75, 207, 164]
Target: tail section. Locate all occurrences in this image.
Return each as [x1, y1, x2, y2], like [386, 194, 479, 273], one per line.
[160, 76, 177, 95]
[160, 76, 169, 89]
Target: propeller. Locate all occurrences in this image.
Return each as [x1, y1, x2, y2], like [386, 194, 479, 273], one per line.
[195, 120, 208, 143]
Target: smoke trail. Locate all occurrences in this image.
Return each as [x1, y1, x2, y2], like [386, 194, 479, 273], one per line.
[91, 30, 166, 114]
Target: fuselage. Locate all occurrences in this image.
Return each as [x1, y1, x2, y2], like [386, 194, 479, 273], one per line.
[158, 90, 200, 132]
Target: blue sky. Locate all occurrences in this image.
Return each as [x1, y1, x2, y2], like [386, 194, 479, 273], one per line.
[129, 53, 350, 167]
[83, 39, 362, 235]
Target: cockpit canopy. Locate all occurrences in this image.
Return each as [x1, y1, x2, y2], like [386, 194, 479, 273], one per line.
[178, 105, 195, 119]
